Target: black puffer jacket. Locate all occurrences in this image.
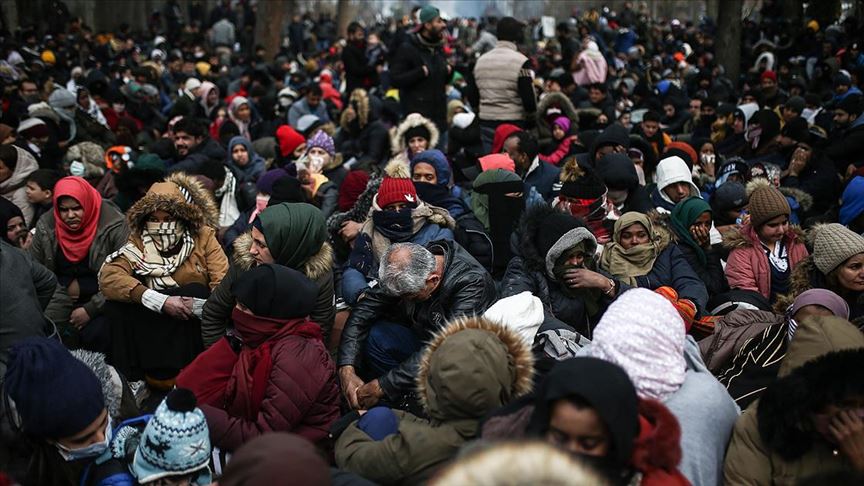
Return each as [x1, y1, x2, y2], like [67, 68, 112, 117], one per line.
[336, 239, 498, 397]
[389, 32, 449, 131]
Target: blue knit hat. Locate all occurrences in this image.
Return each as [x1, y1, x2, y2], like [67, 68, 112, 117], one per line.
[411, 149, 451, 186]
[4, 337, 104, 438]
[132, 389, 211, 485]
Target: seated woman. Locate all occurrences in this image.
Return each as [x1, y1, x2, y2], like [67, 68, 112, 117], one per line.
[342, 161, 454, 305]
[725, 181, 808, 304]
[297, 131, 340, 219]
[100, 174, 228, 387]
[179, 264, 340, 452]
[226, 136, 266, 184]
[389, 112, 439, 166]
[775, 223, 864, 323]
[527, 358, 689, 485]
[29, 176, 128, 352]
[222, 96, 262, 141]
[724, 315, 864, 484]
[669, 196, 729, 295]
[598, 211, 708, 314]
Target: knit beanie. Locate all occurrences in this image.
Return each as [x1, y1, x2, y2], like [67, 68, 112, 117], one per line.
[3, 337, 104, 438]
[338, 170, 370, 212]
[552, 116, 571, 133]
[411, 149, 451, 186]
[663, 142, 697, 170]
[256, 168, 290, 194]
[48, 88, 77, 109]
[810, 223, 864, 274]
[276, 125, 305, 157]
[132, 388, 211, 485]
[559, 157, 606, 199]
[596, 153, 639, 191]
[403, 124, 431, 144]
[747, 181, 790, 228]
[760, 70, 778, 83]
[536, 211, 583, 258]
[306, 130, 335, 157]
[377, 161, 417, 208]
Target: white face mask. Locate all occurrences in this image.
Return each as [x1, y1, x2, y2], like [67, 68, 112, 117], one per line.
[55, 417, 112, 462]
[69, 161, 86, 177]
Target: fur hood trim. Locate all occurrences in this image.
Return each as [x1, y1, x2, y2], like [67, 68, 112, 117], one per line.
[773, 255, 819, 313]
[780, 186, 814, 212]
[232, 231, 333, 280]
[536, 91, 579, 139]
[631, 398, 683, 472]
[125, 172, 219, 235]
[559, 156, 584, 183]
[165, 172, 219, 228]
[384, 159, 411, 178]
[391, 113, 440, 156]
[340, 88, 371, 130]
[723, 223, 804, 250]
[417, 316, 534, 417]
[70, 350, 124, 422]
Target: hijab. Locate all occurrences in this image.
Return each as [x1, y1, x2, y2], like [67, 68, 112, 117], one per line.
[257, 203, 326, 270]
[670, 197, 712, 266]
[53, 176, 102, 263]
[599, 212, 661, 287]
[228, 96, 252, 140]
[231, 264, 317, 321]
[227, 136, 266, 184]
[198, 81, 220, 118]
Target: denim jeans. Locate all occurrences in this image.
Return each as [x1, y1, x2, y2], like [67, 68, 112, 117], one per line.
[363, 321, 421, 378]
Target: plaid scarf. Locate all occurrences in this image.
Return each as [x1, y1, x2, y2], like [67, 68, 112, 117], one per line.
[107, 221, 196, 290]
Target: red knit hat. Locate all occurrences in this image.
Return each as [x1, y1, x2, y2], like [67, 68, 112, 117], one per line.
[376, 161, 417, 209]
[760, 70, 777, 83]
[276, 125, 305, 157]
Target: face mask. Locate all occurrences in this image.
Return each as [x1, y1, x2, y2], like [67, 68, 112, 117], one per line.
[69, 161, 86, 176]
[112, 103, 125, 113]
[414, 182, 450, 205]
[145, 221, 184, 251]
[55, 417, 112, 462]
[255, 194, 270, 212]
[308, 155, 325, 173]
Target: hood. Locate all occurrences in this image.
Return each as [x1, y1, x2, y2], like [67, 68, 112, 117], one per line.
[779, 186, 814, 212]
[756, 316, 864, 460]
[723, 222, 803, 250]
[515, 204, 581, 272]
[736, 102, 759, 129]
[417, 316, 534, 422]
[391, 113, 439, 156]
[537, 92, 579, 139]
[544, 227, 598, 279]
[631, 398, 683, 474]
[655, 155, 699, 194]
[589, 124, 630, 163]
[0, 146, 38, 193]
[232, 231, 333, 281]
[126, 172, 219, 235]
[340, 88, 371, 131]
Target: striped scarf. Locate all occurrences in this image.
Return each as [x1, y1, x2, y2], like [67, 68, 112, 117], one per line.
[109, 221, 195, 290]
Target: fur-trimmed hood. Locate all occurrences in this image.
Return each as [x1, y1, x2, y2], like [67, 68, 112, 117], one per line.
[773, 255, 819, 313]
[632, 398, 684, 474]
[231, 231, 333, 281]
[340, 88, 371, 131]
[417, 316, 534, 423]
[780, 186, 814, 212]
[723, 222, 804, 250]
[390, 112, 440, 156]
[536, 91, 579, 140]
[756, 316, 864, 460]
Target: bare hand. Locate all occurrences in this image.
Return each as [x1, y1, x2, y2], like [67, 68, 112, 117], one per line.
[163, 296, 192, 320]
[563, 269, 609, 290]
[18, 231, 33, 250]
[340, 220, 363, 242]
[356, 379, 384, 409]
[70, 307, 91, 330]
[788, 149, 809, 177]
[339, 366, 365, 410]
[690, 224, 711, 248]
[422, 65, 429, 77]
[829, 410, 864, 472]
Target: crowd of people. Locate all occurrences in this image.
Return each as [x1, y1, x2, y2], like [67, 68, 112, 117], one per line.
[1, 0, 864, 484]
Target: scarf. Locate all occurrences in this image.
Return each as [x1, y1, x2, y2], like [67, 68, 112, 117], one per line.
[554, 194, 613, 245]
[363, 201, 455, 263]
[414, 182, 465, 218]
[53, 177, 103, 263]
[111, 221, 195, 290]
[228, 97, 251, 140]
[670, 197, 712, 266]
[258, 203, 327, 269]
[762, 240, 789, 273]
[599, 212, 660, 287]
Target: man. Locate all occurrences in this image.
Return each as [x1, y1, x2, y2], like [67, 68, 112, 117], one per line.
[473, 17, 536, 152]
[632, 110, 670, 158]
[168, 117, 226, 174]
[782, 96, 805, 123]
[758, 70, 787, 109]
[826, 94, 864, 177]
[503, 130, 560, 201]
[390, 5, 450, 133]
[342, 22, 380, 96]
[1, 79, 40, 127]
[337, 240, 497, 409]
[288, 84, 330, 127]
[579, 83, 616, 122]
[168, 78, 201, 119]
[832, 71, 862, 104]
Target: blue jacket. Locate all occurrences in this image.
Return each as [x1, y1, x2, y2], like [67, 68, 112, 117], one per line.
[524, 157, 561, 201]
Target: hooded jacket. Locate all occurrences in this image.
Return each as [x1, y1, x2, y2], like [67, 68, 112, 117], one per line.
[724, 224, 808, 301]
[335, 316, 534, 484]
[724, 316, 864, 485]
[536, 92, 579, 148]
[651, 155, 701, 213]
[337, 239, 499, 397]
[389, 113, 440, 166]
[99, 173, 228, 304]
[336, 89, 391, 166]
[0, 146, 38, 225]
[226, 137, 266, 184]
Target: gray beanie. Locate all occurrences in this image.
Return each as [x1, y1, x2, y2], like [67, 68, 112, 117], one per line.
[811, 223, 864, 274]
[48, 88, 76, 109]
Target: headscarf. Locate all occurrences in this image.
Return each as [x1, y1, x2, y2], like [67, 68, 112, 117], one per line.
[587, 288, 687, 401]
[228, 96, 252, 140]
[53, 176, 102, 263]
[787, 289, 851, 340]
[227, 136, 266, 184]
[231, 264, 317, 320]
[473, 169, 525, 277]
[471, 169, 523, 231]
[257, 203, 326, 269]
[670, 197, 712, 266]
[526, 358, 640, 470]
[599, 212, 661, 287]
[198, 81, 220, 118]
[0, 197, 24, 245]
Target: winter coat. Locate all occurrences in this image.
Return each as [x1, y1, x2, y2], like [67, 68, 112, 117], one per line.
[191, 317, 341, 451]
[453, 210, 494, 274]
[99, 173, 228, 304]
[336, 89, 391, 166]
[201, 233, 336, 347]
[167, 138, 227, 174]
[524, 157, 562, 201]
[536, 92, 579, 148]
[677, 242, 728, 295]
[724, 224, 808, 301]
[389, 113, 440, 161]
[780, 152, 840, 218]
[825, 114, 864, 173]
[337, 239, 499, 397]
[29, 200, 129, 319]
[389, 33, 449, 131]
[335, 316, 533, 484]
[342, 42, 379, 95]
[723, 316, 864, 485]
[699, 309, 784, 374]
[0, 146, 38, 226]
[775, 255, 864, 326]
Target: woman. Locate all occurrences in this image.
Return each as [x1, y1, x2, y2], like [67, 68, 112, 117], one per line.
[179, 264, 340, 451]
[202, 202, 335, 347]
[527, 358, 689, 485]
[669, 197, 729, 295]
[297, 131, 340, 218]
[724, 315, 864, 484]
[389, 112, 439, 166]
[776, 223, 864, 323]
[598, 211, 708, 314]
[725, 181, 808, 303]
[0, 145, 38, 226]
[224, 96, 258, 141]
[586, 288, 740, 486]
[29, 176, 128, 351]
[226, 136, 266, 184]
[100, 174, 228, 386]
[410, 149, 464, 216]
[195, 81, 222, 121]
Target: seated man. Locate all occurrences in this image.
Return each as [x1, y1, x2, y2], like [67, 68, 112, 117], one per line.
[337, 240, 497, 410]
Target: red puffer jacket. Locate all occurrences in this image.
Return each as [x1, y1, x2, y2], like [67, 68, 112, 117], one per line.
[179, 316, 341, 451]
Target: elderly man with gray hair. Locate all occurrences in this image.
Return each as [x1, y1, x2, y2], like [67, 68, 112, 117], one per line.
[337, 239, 497, 410]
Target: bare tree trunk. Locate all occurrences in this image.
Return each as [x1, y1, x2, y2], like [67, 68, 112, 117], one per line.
[336, 0, 352, 39]
[716, 0, 743, 86]
[705, 0, 720, 20]
[255, 0, 291, 60]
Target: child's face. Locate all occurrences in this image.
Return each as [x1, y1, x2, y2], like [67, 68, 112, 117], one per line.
[552, 125, 565, 141]
[25, 181, 52, 205]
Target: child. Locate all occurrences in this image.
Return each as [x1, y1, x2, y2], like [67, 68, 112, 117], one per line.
[25, 169, 62, 228]
[539, 116, 575, 166]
